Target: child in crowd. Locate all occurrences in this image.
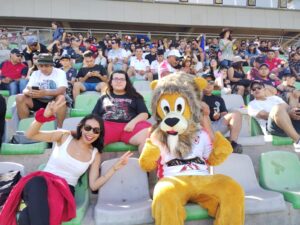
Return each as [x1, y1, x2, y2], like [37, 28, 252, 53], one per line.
[215, 66, 232, 95]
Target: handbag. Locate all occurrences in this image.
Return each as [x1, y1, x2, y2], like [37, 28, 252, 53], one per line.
[0, 170, 21, 207]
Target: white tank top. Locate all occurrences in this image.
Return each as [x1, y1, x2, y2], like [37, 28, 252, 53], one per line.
[44, 134, 98, 186]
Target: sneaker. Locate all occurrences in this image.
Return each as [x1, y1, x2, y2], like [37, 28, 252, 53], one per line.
[231, 141, 243, 154]
[293, 140, 300, 152]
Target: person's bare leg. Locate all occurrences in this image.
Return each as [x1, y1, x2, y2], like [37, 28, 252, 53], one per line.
[146, 72, 153, 81]
[201, 115, 214, 141]
[270, 104, 300, 142]
[55, 95, 67, 128]
[122, 64, 128, 72]
[127, 67, 135, 77]
[129, 128, 149, 153]
[96, 82, 107, 95]
[16, 94, 33, 119]
[223, 111, 242, 142]
[72, 82, 85, 101]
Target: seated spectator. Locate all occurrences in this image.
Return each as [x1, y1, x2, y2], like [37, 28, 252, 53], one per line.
[258, 40, 269, 54]
[228, 56, 251, 96]
[92, 70, 151, 152]
[94, 48, 107, 68]
[127, 46, 152, 81]
[180, 56, 196, 75]
[150, 49, 164, 80]
[265, 49, 282, 73]
[16, 54, 67, 128]
[248, 56, 265, 80]
[107, 39, 128, 75]
[1, 99, 132, 225]
[277, 73, 300, 107]
[0, 49, 28, 95]
[215, 66, 232, 95]
[23, 36, 49, 68]
[209, 58, 220, 78]
[72, 51, 107, 100]
[202, 73, 243, 153]
[245, 42, 260, 66]
[145, 44, 157, 64]
[158, 49, 181, 79]
[60, 54, 77, 104]
[248, 80, 300, 148]
[289, 51, 300, 80]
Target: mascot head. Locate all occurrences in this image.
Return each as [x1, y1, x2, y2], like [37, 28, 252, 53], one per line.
[150, 72, 207, 157]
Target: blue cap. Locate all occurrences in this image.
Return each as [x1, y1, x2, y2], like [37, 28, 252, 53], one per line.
[26, 36, 38, 45]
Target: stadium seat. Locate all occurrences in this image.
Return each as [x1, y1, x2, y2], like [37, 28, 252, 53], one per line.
[259, 151, 300, 209]
[250, 117, 293, 145]
[141, 91, 152, 114]
[70, 94, 100, 117]
[5, 95, 16, 119]
[185, 203, 210, 221]
[62, 117, 83, 130]
[133, 80, 151, 93]
[0, 90, 10, 97]
[214, 153, 286, 214]
[0, 118, 56, 155]
[94, 158, 153, 225]
[73, 63, 83, 72]
[212, 90, 221, 96]
[222, 94, 265, 145]
[294, 82, 300, 90]
[0, 162, 25, 176]
[38, 164, 89, 225]
[243, 66, 252, 73]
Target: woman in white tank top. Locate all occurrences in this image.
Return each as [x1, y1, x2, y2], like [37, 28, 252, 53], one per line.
[13, 98, 133, 225]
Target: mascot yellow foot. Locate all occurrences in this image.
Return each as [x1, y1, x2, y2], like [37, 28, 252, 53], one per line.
[139, 72, 245, 225]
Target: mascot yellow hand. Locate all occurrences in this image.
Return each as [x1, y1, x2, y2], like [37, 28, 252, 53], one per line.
[139, 138, 161, 172]
[207, 131, 233, 166]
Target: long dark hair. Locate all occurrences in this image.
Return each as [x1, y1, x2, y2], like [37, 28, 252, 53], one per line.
[232, 61, 245, 74]
[72, 114, 104, 153]
[107, 70, 143, 98]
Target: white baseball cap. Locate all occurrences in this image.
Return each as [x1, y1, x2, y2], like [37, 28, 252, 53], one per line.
[167, 49, 182, 58]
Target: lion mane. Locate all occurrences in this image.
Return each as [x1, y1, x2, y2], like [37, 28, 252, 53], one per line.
[150, 72, 204, 157]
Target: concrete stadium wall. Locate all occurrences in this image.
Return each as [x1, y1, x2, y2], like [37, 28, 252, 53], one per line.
[0, 0, 300, 31]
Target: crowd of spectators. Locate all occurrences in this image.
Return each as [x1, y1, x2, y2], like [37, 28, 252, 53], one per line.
[1, 24, 300, 150]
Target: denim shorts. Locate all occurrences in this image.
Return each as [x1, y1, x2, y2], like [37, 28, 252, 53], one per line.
[83, 82, 98, 91]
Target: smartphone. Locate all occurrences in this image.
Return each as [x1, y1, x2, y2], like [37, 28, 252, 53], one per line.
[32, 86, 40, 90]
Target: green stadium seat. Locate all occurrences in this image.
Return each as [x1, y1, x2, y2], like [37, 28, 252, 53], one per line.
[0, 90, 10, 97]
[70, 94, 100, 117]
[243, 66, 252, 73]
[278, 55, 288, 61]
[0, 118, 56, 155]
[250, 117, 293, 145]
[212, 90, 221, 96]
[141, 92, 152, 114]
[294, 82, 300, 90]
[5, 95, 17, 119]
[259, 151, 300, 209]
[185, 203, 210, 221]
[38, 164, 89, 225]
[103, 142, 137, 152]
[73, 63, 83, 72]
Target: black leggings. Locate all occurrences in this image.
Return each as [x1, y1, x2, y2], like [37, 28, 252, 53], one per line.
[18, 176, 75, 225]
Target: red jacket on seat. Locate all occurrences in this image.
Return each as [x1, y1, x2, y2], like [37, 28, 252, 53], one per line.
[0, 171, 76, 225]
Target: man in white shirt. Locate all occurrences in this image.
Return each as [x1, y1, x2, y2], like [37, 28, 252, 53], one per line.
[150, 49, 165, 80]
[107, 39, 128, 75]
[127, 46, 152, 81]
[158, 49, 181, 79]
[16, 54, 68, 128]
[248, 80, 300, 148]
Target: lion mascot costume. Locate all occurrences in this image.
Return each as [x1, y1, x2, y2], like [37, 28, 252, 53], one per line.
[139, 72, 244, 225]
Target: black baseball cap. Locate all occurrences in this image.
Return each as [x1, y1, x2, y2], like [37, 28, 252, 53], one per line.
[202, 73, 215, 81]
[10, 49, 23, 55]
[258, 63, 270, 69]
[37, 54, 53, 65]
[250, 80, 265, 89]
[254, 56, 265, 64]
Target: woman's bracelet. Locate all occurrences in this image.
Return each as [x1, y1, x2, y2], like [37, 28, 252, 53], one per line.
[35, 108, 56, 123]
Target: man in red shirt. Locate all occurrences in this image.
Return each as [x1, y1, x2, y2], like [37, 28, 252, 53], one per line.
[265, 49, 282, 73]
[0, 49, 28, 95]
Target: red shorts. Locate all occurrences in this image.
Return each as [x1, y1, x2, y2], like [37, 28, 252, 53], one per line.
[104, 120, 151, 145]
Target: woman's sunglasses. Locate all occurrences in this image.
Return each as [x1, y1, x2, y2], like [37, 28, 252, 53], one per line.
[83, 125, 101, 134]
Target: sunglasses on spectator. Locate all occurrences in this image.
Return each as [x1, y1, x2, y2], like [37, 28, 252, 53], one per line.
[207, 80, 215, 85]
[112, 78, 126, 82]
[83, 125, 101, 134]
[30, 43, 38, 47]
[111, 41, 116, 44]
[251, 86, 263, 92]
